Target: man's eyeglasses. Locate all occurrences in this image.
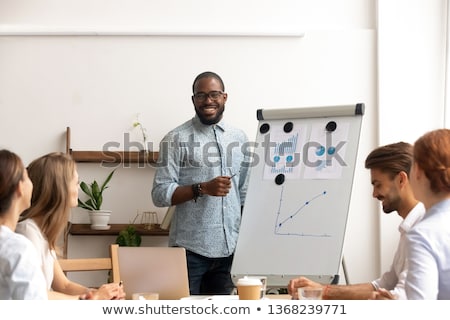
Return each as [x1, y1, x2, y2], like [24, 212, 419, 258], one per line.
[193, 91, 224, 102]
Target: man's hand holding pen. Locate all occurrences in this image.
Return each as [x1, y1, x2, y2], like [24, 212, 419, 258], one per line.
[202, 174, 235, 197]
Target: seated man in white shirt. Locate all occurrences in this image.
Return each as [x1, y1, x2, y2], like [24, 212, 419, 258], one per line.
[287, 142, 425, 300]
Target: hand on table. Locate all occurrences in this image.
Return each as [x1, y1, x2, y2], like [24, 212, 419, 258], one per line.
[287, 276, 323, 299]
[370, 288, 396, 300]
[82, 282, 126, 300]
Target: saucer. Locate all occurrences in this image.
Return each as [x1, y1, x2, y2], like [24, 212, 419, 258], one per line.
[90, 225, 111, 230]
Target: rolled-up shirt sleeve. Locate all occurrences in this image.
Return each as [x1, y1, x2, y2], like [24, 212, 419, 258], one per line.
[151, 132, 180, 207]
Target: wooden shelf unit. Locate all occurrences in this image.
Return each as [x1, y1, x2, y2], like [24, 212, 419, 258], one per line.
[63, 223, 169, 258]
[65, 127, 159, 163]
[68, 223, 169, 236]
[62, 127, 162, 257]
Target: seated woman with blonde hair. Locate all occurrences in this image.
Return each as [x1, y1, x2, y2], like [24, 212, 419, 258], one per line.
[16, 152, 125, 300]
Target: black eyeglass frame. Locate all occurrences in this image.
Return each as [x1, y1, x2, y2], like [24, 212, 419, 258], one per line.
[192, 91, 225, 102]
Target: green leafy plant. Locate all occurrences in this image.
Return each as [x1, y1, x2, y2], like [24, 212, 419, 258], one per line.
[78, 169, 116, 211]
[116, 225, 142, 247]
[115, 214, 142, 247]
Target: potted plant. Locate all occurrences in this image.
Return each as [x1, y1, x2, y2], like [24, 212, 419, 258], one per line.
[116, 225, 142, 247]
[78, 169, 116, 230]
[115, 213, 142, 247]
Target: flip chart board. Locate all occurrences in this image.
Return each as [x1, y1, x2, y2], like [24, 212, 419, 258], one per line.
[231, 104, 364, 286]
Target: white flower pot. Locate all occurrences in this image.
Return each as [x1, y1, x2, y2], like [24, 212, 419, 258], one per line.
[88, 210, 111, 230]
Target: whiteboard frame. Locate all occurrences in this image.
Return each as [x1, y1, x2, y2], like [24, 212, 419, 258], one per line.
[231, 104, 364, 287]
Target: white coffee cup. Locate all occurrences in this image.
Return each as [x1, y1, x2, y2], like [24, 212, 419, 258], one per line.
[236, 276, 262, 300]
[247, 276, 267, 299]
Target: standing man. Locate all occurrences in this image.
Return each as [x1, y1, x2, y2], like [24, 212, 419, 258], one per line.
[287, 142, 425, 299]
[152, 71, 250, 295]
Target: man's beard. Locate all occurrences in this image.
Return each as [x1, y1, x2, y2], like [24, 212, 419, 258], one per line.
[195, 105, 225, 125]
[381, 194, 401, 214]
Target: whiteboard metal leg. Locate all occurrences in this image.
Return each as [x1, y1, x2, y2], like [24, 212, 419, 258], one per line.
[342, 256, 350, 284]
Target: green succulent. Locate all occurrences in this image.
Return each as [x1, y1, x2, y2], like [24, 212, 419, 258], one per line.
[78, 169, 116, 211]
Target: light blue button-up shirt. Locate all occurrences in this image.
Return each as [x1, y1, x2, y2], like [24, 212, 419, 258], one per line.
[152, 116, 250, 258]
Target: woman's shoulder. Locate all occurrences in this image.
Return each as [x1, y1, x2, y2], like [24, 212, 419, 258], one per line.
[16, 218, 38, 233]
[16, 219, 45, 243]
[0, 226, 34, 255]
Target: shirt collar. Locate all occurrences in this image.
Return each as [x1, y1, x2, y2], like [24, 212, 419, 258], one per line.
[192, 115, 226, 132]
[399, 202, 426, 233]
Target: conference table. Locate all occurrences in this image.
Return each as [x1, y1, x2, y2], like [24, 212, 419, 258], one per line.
[181, 294, 292, 300]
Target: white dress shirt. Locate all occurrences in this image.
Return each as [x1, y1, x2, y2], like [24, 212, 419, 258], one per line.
[16, 219, 57, 290]
[371, 202, 425, 299]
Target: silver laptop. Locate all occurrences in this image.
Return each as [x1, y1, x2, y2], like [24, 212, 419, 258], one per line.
[117, 246, 190, 300]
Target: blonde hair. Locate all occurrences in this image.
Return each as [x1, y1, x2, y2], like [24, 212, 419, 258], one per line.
[21, 152, 76, 250]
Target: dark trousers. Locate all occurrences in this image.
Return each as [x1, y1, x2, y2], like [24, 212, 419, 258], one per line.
[186, 250, 235, 295]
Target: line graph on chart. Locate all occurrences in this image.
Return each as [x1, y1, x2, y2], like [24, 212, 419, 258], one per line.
[274, 185, 331, 238]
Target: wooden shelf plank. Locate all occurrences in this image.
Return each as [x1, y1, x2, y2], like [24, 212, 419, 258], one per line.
[69, 150, 159, 163]
[68, 223, 169, 236]
[66, 127, 159, 163]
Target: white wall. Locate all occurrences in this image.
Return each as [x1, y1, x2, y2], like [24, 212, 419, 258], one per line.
[377, 0, 447, 273]
[2, 0, 444, 289]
